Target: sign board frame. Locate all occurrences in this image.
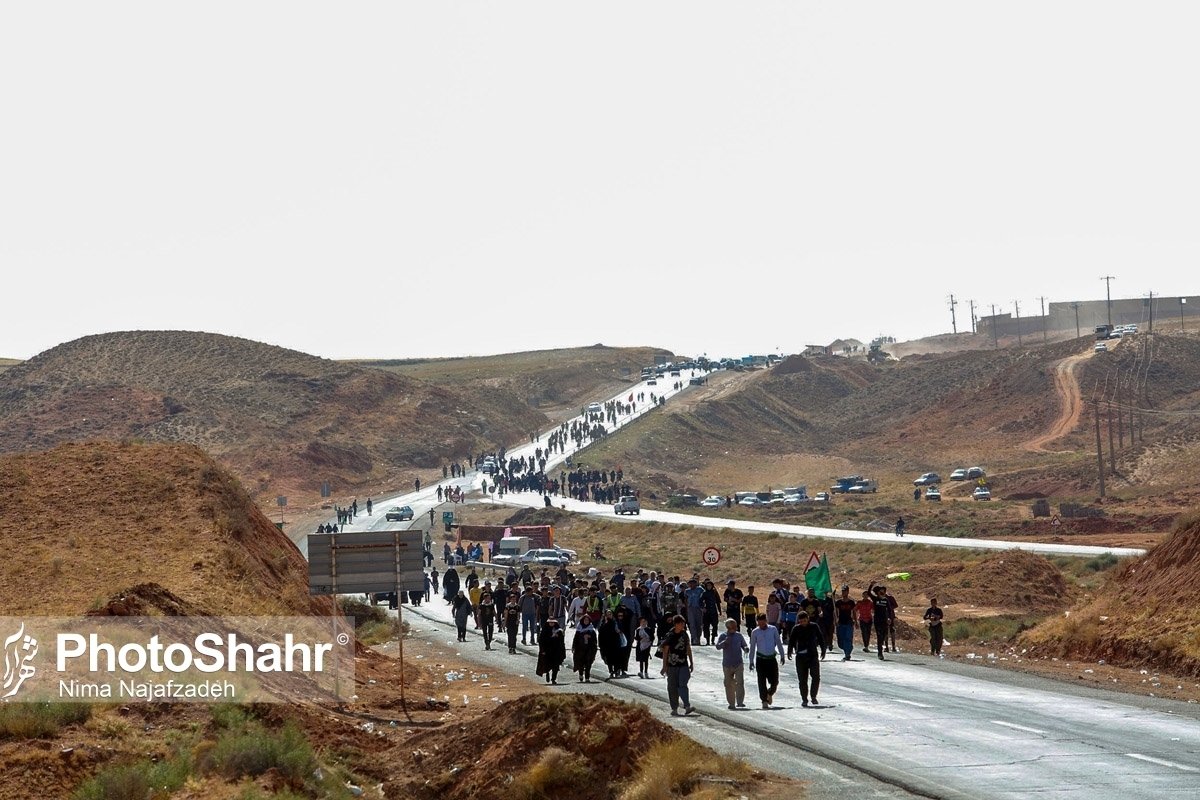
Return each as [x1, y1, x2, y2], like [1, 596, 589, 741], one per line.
[307, 529, 425, 596]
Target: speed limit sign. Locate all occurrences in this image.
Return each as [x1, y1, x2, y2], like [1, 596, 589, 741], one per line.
[702, 546, 721, 566]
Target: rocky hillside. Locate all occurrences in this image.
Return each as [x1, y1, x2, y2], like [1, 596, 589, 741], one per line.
[0, 331, 549, 500]
[0, 440, 334, 616]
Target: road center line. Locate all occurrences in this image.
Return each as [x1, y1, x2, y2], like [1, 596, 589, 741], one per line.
[1125, 753, 1198, 772]
[824, 684, 865, 694]
[990, 720, 1045, 735]
[894, 699, 932, 708]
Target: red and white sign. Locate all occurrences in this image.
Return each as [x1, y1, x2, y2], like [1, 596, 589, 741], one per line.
[804, 551, 822, 573]
[702, 546, 721, 566]
[1050, 516, 1062, 527]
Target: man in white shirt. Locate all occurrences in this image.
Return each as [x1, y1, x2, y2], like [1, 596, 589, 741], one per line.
[748, 613, 787, 708]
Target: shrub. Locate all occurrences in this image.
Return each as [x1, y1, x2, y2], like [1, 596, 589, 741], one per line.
[199, 720, 315, 783]
[515, 747, 595, 800]
[0, 702, 91, 740]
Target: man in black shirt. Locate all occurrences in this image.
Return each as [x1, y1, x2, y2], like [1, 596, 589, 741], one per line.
[923, 597, 945, 655]
[787, 611, 826, 707]
[870, 585, 892, 660]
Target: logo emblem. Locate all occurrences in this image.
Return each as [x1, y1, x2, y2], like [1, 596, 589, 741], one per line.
[2, 623, 38, 699]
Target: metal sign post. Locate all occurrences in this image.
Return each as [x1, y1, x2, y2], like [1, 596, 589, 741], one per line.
[308, 529, 423, 708]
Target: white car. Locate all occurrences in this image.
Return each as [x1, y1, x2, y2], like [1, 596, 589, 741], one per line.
[739, 496, 766, 507]
[783, 494, 810, 505]
[1095, 342, 1108, 353]
[813, 492, 831, 503]
[587, 402, 602, 413]
[552, 544, 578, 562]
[925, 487, 942, 501]
[700, 496, 726, 508]
[519, 549, 570, 567]
[972, 487, 992, 501]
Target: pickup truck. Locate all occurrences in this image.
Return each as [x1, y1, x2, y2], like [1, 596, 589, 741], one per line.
[846, 479, 878, 494]
[614, 496, 641, 515]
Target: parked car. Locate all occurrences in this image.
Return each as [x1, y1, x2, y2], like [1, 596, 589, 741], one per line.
[813, 492, 831, 503]
[700, 495, 725, 508]
[966, 467, 986, 480]
[587, 402, 603, 414]
[552, 544, 578, 562]
[972, 486, 992, 501]
[783, 494, 810, 505]
[647, 378, 657, 386]
[925, 487, 942, 501]
[913, 472, 942, 486]
[385, 506, 414, 521]
[739, 496, 766, 507]
[614, 496, 641, 515]
[949, 469, 968, 481]
[520, 549, 570, 567]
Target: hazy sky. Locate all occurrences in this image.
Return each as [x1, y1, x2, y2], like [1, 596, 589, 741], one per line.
[3, 3, 1197, 361]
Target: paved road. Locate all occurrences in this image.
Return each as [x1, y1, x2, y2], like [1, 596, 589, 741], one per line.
[297, 369, 1145, 559]
[404, 594, 1200, 800]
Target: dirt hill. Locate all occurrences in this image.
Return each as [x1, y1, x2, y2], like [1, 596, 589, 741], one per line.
[0, 440, 331, 617]
[0, 331, 549, 504]
[1019, 511, 1200, 677]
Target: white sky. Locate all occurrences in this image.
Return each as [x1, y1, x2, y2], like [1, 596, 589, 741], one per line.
[2, 3, 1198, 361]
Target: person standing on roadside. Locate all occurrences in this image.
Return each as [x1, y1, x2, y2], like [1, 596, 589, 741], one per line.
[748, 613, 786, 708]
[715, 618, 749, 709]
[923, 597, 945, 656]
[741, 586, 760, 632]
[660, 615, 696, 716]
[788, 611, 826, 707]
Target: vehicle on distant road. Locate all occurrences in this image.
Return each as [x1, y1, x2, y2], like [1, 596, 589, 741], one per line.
[385, 506, 414, 521]
[925, 487, 942, 501]
[949, 468, 968, 481]
[520, 548, 571, 567]
[647, 378, 657, 386]
[829, 475, 864, 494]
[847, 479, 878, 494]
[913, 472, 942, 486]
[700, 495, 726, 508]
[783, 494, 810, 505]
[813, 492, 831, 503]
[972, 486, 992, 501]
[739, 496, 767, 507]
[1095, 342, 1108, 353]
[966, 467, 986, 480]
[614, 496, 641, 515]
[587, 402, 602, 414]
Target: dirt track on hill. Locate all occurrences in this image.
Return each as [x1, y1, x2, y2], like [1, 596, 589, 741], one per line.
[1021, 344, 1107, 452]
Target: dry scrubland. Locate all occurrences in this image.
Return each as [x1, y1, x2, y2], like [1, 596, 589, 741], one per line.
[0, 443, 787, 800]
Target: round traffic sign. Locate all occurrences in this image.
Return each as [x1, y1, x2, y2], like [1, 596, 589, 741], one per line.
[702, 546, 721, 566]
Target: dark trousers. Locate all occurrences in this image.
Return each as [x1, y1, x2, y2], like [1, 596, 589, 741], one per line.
[874, 620, 889, 656]
[796, 656, 821, 702]
[755, 656, 779, 703]
[506, 626, 518, 652]
[859, 620, 872, 648]
[703, 613, 719, 644]
[481, 621, 494, 648]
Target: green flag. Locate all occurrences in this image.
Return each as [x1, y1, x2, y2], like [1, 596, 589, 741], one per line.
[805, 553, 833, 597]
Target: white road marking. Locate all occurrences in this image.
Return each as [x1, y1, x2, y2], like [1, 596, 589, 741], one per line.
[894, 700, 932, 708]
[824, 684, 865, 694]
[990, 720, 1045, 735]
[1125, 753, 1198, 772]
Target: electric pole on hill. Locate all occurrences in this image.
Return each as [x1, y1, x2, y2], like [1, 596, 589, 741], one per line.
[1092, 399, 1106, 498]
[1147, 291, 1155, 334]
[948, 294, 958, 334]
[969, 300, 978, 334]
[1014, 300, 1023, 347]
[1101, 275, 1116, 328]
[1038, 296, 1048, 343]
[1071, 302, 1081, 338]
[990, 304, 999, 349]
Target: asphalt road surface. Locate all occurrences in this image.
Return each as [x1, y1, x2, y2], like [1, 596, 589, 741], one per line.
[404, 593, 1200, 800]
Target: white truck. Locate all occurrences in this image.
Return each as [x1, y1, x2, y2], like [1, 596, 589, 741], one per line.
[491, 536, 532, 566]
[846, 478, 878, 494]
[614, 496, 641, 515]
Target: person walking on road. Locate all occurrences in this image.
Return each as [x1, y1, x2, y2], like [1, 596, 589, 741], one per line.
[572, 615, 598, 682]
[748, 613, 786, 708]
[715, 618, 749, 709]
[895, 516, 905, 537]
[366, 498, 372, 516]
[451, 591, 473, 642]
[477, 591, 496, 650]
[635, 616, 654, 678]
[503, 594, 521, 653]
[871, 585, 892, 659]
[683, 579, 705, 646]
[833, 586, 857, 661]
[924, 597, 945, 656]
[536, 618, 566, 685]
[660, 615, 696, 716]
[788, 611, 826, 707]
[855, 590, 874, 650]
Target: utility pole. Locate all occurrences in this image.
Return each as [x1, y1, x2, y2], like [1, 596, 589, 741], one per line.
[969, 300, 978, 334]
[990, 304, 1000, 349]
[1115, 376, 1123, 449]
[1107, 400, 1117, 476]
[1071, 302, 1081, 339]
[1101, 275, 1116, 328]
[1182, 297, 1188, 332]
[1014, 300, 1023, 347]
[1038, 296, 1048, 343]
[1092, 400, 1106, 498]
[1148, 291, 1154, 334]
[948, 294, 958, 334]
